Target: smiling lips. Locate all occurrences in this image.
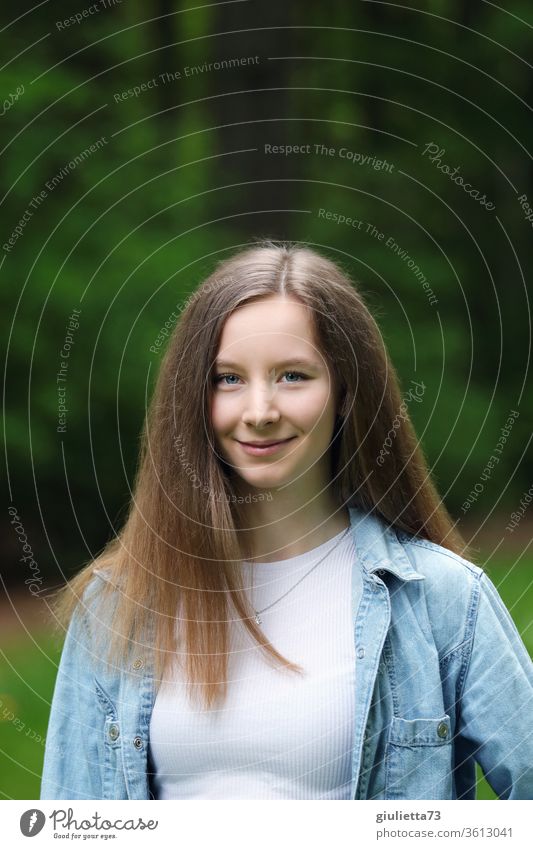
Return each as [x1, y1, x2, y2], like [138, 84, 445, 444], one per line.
[236, 437, 296, 455]
[239, 438, 293, 446]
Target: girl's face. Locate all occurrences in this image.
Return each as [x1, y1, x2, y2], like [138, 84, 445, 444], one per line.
[210, 295, 339, 495]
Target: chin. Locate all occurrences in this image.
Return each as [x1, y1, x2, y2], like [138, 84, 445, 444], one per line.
[241, 468, 297, 489]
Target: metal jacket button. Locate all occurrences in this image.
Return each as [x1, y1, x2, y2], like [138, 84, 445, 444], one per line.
[133, 736, 143, 749]
[437, 721, 448, 739]
[357, 647, 365, 659]
[132, 658, 144, 670]
[108, 723, 120, 742]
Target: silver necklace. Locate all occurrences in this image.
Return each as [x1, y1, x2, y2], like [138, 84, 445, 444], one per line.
[250, 527, 351, 625]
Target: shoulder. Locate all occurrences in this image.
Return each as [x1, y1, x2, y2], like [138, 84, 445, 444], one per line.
[395, 529, 483, 582]
[85, 564, 123, 600]
[91, 564, 115, 585]
[61, 566, 130, 687]
[67, 565, 120, 644]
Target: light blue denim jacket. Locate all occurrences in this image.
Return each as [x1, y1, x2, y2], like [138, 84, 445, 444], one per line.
[41, 506, 533, 800]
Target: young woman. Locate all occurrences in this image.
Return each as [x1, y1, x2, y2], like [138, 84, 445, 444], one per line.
[41, 242, 532, 800]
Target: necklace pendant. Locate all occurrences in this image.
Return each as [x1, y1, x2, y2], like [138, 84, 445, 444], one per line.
[254, 612, 262, 625]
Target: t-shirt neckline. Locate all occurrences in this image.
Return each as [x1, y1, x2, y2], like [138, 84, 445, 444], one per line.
[241, 525, 352, 568]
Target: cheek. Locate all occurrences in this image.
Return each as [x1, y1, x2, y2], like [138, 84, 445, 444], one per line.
[292, 385, 335, 427]
[209, 395, 221, 434]
[210, 393, 235, 434]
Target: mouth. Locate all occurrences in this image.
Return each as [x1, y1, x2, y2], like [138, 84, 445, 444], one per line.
[236, 437, 296, 456]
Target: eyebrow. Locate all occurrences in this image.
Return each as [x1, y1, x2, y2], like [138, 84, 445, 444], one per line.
[214, 357, 322, 370]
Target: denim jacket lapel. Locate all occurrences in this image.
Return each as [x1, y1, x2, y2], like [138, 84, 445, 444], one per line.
[347, 506, 426, 797]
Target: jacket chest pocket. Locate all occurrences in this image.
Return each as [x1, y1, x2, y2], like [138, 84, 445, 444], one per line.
[95, 677, 125, 799]
[385, 714, 453, 800]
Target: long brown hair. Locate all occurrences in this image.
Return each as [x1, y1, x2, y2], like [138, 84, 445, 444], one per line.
[49, 240, 470, 710]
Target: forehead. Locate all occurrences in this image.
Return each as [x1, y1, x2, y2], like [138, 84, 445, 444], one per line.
[217, 296, 318, 350]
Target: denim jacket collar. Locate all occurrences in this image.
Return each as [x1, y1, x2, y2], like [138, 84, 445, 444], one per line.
[347, 505, 426, 583]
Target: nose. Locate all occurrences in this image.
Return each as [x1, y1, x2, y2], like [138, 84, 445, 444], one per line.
[241, 382, 281, 429]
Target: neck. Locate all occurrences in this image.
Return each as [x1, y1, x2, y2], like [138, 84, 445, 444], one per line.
[234, 483, 350, 563]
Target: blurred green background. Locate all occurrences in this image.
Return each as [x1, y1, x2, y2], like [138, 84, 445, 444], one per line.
[1, 0, 532, 799]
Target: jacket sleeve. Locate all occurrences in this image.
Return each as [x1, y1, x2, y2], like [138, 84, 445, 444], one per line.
[40, 597, 104, 800]
[457, 570, 533, 799]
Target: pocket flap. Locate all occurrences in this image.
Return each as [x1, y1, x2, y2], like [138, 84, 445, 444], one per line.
[388, 714, 451, 747]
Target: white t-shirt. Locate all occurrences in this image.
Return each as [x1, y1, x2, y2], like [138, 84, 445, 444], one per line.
[148, 526, 360, 799]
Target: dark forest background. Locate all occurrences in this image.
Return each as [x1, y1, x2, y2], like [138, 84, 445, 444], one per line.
[2, 1, 533, 585]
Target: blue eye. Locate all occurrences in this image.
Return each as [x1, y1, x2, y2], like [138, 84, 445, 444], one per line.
[213, 371, 307, 385]
[214, 374, 241, 385]
[282, 371, 306, 382]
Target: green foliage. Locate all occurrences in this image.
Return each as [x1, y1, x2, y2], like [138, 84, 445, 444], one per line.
[1, 3, 531, 580]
